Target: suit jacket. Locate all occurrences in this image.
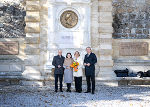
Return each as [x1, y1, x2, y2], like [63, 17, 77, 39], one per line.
[52, 55, 65, 75]
[84, 53, 97, 76]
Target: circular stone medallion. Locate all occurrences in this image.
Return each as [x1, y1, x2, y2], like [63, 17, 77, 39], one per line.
[60, 10, 78, 28]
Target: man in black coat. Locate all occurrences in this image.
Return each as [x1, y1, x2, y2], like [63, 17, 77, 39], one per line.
[84, 47, 97, 94]
[52, 50, 65, 92]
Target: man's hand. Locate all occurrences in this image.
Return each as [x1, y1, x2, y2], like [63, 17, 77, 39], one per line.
[84, 63, 87, 66]
[58, 65, 61, 68]
[87, 63, 90, 66]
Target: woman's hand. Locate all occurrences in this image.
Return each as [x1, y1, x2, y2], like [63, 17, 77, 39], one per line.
[66, 66, 70, 69]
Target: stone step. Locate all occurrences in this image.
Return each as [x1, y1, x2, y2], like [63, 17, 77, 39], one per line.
[114, 60, 150, 66]
[113, 65, 150, 73]
[0, 76, 22, 80]
[0, 71, 22, 76]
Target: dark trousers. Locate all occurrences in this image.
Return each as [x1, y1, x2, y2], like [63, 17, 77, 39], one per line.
[74, 77, 82, 92]
[67, 83, 71, 90]
[86, 76, 95, 92]
[55, 74, 63, 91]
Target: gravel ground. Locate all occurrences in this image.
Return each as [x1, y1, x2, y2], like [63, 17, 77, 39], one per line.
[0, 84, 150, 107]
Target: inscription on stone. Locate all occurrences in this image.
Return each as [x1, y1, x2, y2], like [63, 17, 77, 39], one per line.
[119, 42, 148, 56]
[0, 41, 19, 55]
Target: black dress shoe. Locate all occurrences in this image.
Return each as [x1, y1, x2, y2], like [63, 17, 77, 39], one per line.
[55, 90, 57, 92]
[69, 90, 71, 92]
[92, 91, 95, 94]
[60, 90, 63, 92]
[75, 90, 78, 92]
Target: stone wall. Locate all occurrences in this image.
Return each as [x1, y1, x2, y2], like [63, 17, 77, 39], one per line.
[0, 2, 26, 38]
[0, 0, 26, 85]
[112, 0, 150, 39]
[112, 0, 150, 74]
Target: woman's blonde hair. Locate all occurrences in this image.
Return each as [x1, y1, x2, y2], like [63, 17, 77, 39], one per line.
[74, 51, 80, 56]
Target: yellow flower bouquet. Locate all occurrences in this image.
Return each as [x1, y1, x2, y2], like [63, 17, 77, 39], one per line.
[70, 61, 79, 72]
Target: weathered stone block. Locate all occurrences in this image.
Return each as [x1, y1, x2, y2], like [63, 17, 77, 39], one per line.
[40, 27, 48, 36]
[99, 60, 114, 67]
[25, 11, 40, 22]
[26, 33, 40, 37]
[100, 55, 112, 60]
[40, 14, 48, 27]
[25, 55, 40, 66]
[24, 48, 40, 55]
[98, 6, 112, 12]
[26, 44, 39, 49]
[100, 49, 113, 55]
[26, 1, 40, 11]
[99, 12, 113, 23]
[99, 26, 113, 33]
[99, 0, 112, 7]
[40, 1, 48, 11]
[99, 38, 112, 44]
[100, 44, 112, 49]
[25, 22, 40, 33]
[91, 37, 99, 47]
[99, 23, 112, 27]
[91, 28, 99, 34]
[100, 33, 112, 38]
[25, 37, 40, 44]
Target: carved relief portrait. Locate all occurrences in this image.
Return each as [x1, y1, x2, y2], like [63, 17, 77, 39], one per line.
[60, 10, 78, 28]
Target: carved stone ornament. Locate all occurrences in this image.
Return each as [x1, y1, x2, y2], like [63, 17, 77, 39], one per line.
[60, 10, 78, 28]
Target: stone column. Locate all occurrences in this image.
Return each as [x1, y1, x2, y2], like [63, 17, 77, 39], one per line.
[91, 0, 100, 75]
[98, 0, 117, 86]
[23, 0, 43, 86]
[39, 0, 49, 82]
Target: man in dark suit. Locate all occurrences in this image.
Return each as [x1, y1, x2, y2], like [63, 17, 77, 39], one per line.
[84, 47, 97, 94]
[52, 50, 65, 92]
